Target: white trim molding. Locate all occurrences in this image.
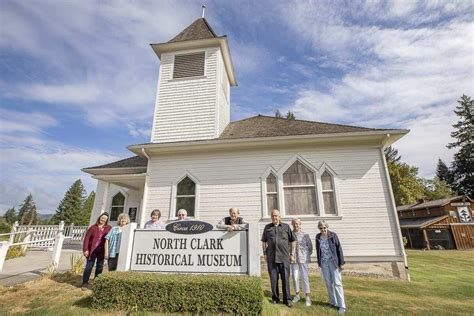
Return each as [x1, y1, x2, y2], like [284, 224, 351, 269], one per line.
[169, 171, 201, 220]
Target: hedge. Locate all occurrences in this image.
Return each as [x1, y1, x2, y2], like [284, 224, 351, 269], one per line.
[91, 272, 263, 315]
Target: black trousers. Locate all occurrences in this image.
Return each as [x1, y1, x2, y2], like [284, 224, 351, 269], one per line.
[108, 254, 119, 271]
[267, 260, 292, 303]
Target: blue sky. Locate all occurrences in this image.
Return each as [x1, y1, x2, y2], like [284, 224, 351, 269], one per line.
[1, 1, 473, 214]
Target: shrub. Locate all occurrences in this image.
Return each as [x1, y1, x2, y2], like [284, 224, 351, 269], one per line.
[91, 272, 263, 315]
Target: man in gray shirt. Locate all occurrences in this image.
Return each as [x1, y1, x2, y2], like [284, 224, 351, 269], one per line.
[261, 209, 296, 308]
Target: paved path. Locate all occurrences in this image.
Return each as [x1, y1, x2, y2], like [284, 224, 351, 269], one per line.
[0, 244, 82, 286]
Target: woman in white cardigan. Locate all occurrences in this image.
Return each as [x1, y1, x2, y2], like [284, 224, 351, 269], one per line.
[290, 218, 313, 306]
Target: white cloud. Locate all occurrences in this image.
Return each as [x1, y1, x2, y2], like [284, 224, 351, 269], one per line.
[277, 2, 473, 177]
[0, 108, 121, 214]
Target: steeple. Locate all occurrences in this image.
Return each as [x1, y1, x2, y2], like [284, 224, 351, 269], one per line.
[149, 17, 237, 143]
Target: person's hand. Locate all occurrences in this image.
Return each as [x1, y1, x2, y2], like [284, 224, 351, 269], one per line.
[83, 251, 89, 258]
[290, 254, 295, 263]
[339, 264, 345, 271]
[227, 225, 234, 231]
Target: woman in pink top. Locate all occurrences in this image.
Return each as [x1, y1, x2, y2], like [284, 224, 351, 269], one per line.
[81, 212, 111, 289]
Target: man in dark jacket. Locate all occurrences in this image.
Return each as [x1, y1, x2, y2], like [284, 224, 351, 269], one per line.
[261, 209, 296, 308]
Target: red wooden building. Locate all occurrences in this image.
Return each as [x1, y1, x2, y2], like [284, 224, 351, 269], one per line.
[397, 196, 473, 250]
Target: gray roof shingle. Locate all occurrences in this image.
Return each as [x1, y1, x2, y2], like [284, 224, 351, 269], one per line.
[398, 215, 448, 228]
[218, 115, 383, 139]
[168, 18, 217, 43]
[84, 156, 147, 170]
[397, 196, 471, 211]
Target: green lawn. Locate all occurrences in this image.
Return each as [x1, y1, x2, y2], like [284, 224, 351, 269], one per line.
[0, 250, 472, 315]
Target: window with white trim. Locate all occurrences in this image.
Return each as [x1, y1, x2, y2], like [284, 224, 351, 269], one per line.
[110, 192, 125, 221]
[266, 173, 279, 216]
[283, 160, 318, 215]
[321, 171, 336, 215]
[176, 176, 196, 217]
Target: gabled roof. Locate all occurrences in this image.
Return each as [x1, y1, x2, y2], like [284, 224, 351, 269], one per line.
[83, 156, 147, 170]
[398, 215, 449, 228]
[168, 18, 217, 43]
[218, 115, 386, 139]
[397, 196, 472, 211]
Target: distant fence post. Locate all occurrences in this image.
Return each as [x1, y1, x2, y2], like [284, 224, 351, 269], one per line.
[20, 228, 33, 254]
[51, 221, 65, 270]
[8, 221, 18, 244]
[0, 241, 11, 272]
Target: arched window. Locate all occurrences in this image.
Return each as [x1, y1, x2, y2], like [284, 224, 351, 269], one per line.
[321, 171, 336, 215]
[266, 173, 279, 216]
[110, 192, 125, 221]
[283, 160, 318, 215]
[176, 176, 196, 217]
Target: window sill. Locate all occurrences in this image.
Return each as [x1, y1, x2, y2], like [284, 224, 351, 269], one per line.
[168, 76, 207, 83]
[260, 215, 343, 222]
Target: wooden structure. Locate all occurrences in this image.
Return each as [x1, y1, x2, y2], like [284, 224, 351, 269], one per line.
[398, 196, 473, 250]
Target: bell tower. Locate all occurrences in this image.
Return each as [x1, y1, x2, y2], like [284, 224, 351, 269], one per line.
[150, 17, 237, 143]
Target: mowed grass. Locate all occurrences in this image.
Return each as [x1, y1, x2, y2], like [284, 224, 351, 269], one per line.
[0, 250, 472, 315]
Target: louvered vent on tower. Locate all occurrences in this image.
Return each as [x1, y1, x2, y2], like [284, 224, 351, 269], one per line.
[173, 52, 205, 79]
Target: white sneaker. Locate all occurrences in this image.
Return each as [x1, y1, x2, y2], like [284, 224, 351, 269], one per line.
[338, 307, 346, 314]
[292, 294, 301, 303]
[305, 298, 311, 306]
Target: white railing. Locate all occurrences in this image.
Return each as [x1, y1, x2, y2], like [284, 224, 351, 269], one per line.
[0, 221, 67, 272]
[9, 222, 88, 248]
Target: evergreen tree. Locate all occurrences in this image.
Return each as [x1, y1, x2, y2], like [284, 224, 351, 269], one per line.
[275, 110, 283, 118]
[384, 146, 401, 164]
[17, 194, 36, 225]
[423, 178, 454, 200]
[81, 191, 95, 225]
[53, 179, 86, 225]
[286, 111, 296, 120]
[436, 158, 454, 189]
[3, 207, 17, 225]
[447, 95, 474, 197]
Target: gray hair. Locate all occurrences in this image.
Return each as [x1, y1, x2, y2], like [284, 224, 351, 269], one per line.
[151, 209, 161, 217]
[117, 213, 130, 224]
[317, 220, 329, 229]
[229, 207, 239, 214]
[291, 218, 301, 225]
[177, 209, 187, 216]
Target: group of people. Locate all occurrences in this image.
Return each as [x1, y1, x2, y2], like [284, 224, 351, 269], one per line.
[81, 207, 247, 289]
[81, 207, 346, 313]
[262, 209, 346, 314]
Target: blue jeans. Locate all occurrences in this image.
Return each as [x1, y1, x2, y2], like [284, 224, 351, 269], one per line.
[82, 256, 104, 285]
[320, 259, 346, 309]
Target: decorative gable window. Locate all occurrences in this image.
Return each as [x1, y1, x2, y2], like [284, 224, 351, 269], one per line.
[173, 52, 205, 79]
[176, 176, 196, 217]
[110, 192, 125, 221]
[283, 161, 318, 215]
[321, 171, 336, 215]
[266, 173, 279, 216]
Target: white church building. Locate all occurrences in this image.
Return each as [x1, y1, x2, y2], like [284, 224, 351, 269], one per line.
[83, 18, 409, 279]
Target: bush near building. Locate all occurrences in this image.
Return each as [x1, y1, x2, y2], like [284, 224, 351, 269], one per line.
[91, 272, 263, 314]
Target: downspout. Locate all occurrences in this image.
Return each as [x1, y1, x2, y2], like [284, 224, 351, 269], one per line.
[139, 147, 151, 228]
[380, 134, 411, 281]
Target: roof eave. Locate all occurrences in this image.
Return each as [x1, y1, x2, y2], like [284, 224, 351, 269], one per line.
[128, 129, 409, 156]
[150, 37, 237, 86]
[81, 166, 147, 176]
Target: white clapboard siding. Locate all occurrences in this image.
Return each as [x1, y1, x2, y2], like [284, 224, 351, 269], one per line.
[90, 182, 143, 225]
[143, 144, 403, 258]
[152, 47, 231, 143]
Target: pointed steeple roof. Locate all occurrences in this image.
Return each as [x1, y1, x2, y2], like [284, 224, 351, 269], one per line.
[168, 18, 218, 43]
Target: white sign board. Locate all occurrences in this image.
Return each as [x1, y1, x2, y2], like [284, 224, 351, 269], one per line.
[457, 207, 472, 223]
[130, 229, 248, 274]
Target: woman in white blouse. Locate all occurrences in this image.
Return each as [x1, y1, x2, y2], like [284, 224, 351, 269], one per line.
[290, 218, 313, 306]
